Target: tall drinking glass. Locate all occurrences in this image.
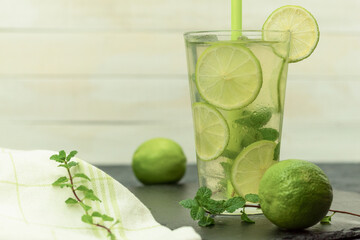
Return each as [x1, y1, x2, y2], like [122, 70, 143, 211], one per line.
[184, 31, 290, 211]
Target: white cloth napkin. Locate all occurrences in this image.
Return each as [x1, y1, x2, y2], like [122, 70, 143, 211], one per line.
[0, 148, 201, 240]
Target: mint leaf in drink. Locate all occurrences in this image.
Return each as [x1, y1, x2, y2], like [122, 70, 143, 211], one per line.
[73, 173, 91, 181]
[274, 143, 280, 160]
[259, 128, 279, 141]
[241, 127, 263, 147]
[224, 197, 246, 213]
[198, 215, 215, 227]
[250, 107, 272, 128]
[245, 194, 260, 203]
[65, 197, 78, 204]
[52, 176, 68, 186]
[235, 108, 272, 128]
[81, 214, 93, 224]
[221, 149, 239, 159]
[241, 211, 255, 224]
[179, 199, 197, 209]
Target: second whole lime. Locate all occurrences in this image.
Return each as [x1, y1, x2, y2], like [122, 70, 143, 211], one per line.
[132, 138, 186, 185]
[258, 159, 333, 230]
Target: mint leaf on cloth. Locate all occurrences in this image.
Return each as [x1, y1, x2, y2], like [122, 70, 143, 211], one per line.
[0, 149, 201, 240]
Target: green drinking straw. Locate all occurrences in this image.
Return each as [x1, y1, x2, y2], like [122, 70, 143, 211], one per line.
[231, 0, 242, 40]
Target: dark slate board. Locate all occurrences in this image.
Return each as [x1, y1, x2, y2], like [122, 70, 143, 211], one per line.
[98, 164, 360, 240]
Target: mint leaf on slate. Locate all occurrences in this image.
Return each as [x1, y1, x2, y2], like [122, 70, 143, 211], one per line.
[241, 211, 255, 224]
[179, 199, 197, 209]
[195, 187, 212, 201]
[190, 205, 205, 220]
[245, 194, 260, 203]
[202, 199, 225, 214]
[224, 197, 246, 213]
[321, 213, 335, 224]
[198, 215, 215, 227]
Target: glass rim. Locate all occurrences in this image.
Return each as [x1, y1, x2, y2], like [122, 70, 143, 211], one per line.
[184, 29, 290, 37]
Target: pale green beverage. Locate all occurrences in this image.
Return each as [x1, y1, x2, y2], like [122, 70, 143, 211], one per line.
[184, 31, 291, 204]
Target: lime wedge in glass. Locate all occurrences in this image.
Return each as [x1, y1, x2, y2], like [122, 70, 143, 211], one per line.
[195, 43, 263, 110]
[193, 102, 229, 161]
[263, 5, 320, 63]
[231, 140, 277, 196]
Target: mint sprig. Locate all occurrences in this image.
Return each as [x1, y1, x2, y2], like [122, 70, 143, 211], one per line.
[180, 187, 260, 226]
[50, 150, 119, 240]
[183, 188, 360, 228]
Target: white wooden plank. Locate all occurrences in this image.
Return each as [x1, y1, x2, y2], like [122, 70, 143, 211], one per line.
[0, 32, 359, 77]
[0, 76, 192, 121]
[0, 0, 358, 32]
[0, 123, 196, 165]
[281, 122, 360, 163]
[0, 32, 186, 75]
[0, 75, 359, 122]
[0, 120, 358, 165]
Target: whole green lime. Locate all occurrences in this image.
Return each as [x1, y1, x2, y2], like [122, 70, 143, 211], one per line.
[259, 159, 333, 230]
[132, 138, 186, 185]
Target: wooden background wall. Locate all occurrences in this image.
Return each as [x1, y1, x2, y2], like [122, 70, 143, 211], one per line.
[0, 0, 359, 164]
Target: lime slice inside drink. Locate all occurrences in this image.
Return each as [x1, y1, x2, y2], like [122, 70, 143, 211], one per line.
[195, 43, 263, 110]
[231, 140, 277, 196]
[263, 5, 319, 63]
[193, 103, 229, 161]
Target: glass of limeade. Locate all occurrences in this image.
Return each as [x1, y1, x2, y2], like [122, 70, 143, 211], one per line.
[184, 30, 291, 213]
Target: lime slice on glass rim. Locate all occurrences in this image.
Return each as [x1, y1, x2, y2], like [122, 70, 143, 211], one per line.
[231, 140, 277, 197]
[263, 5, 320, 63]
[192, 102, 229, 161]
[195, 43, 263, 110]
